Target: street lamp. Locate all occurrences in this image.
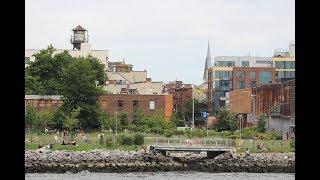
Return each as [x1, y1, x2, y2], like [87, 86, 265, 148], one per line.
[238, 114, 243, 135]
[192, 85, 195, 129]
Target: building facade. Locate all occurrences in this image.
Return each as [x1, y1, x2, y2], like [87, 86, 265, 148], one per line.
[272, 43, 295, 82]
[25, 95, 63, 112]
[98, 94, 173, 122]
[207, 56, 273, 114]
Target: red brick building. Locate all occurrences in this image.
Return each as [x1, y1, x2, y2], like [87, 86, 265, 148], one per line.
[98, 94, 173, 122]
[25, 95, 63, 112]
[162, 81, 192, 113]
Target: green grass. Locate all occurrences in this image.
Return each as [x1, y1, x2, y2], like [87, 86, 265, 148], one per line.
[25, 132, 294, 153]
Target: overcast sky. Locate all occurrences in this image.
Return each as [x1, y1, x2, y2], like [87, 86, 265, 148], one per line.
[26, 0, 295, 85]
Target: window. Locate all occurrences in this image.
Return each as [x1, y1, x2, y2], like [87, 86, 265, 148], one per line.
[284, 71, 295, 78]
[25, 57, 30, 64]
[149, 101, 155, 110]
[260, 71, 272, 84]
[256, 60, 271, 64]
[285, 61, 295, 69]
[117, 100, 123, 110]
[216, 61, 235, 67]
[250, 81, 256, 88]
[237, 81, 245, 89]
[249, 71, 256, 79]
[241, 61, 249, 67]
[275, 61, 285, 69]
[236, 71, 244, 78]
[133, 100, 138, 109]
[215, 71, 232, 79]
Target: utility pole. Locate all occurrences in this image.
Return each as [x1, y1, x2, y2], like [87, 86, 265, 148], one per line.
[192, 85, 195, 129]
[115, 111, 118, 137]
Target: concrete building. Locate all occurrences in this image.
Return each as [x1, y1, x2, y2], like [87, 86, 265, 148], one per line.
[272, 43, 295, 82]
[98, 94, 173, 122]
[207, 55, 273, 114]
[25, 25, 109, 69]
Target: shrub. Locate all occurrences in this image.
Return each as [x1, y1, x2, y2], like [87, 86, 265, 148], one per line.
[290, 139, 295, 150]
[164, 129, 174, 138]
[117, 133, 134, 146]
[241, 127, 258, 139]
[173, 129, 185, 136]
[134, 133, 145, 145]
[105, 134, 115, 147]
[150, 127, 164, 135]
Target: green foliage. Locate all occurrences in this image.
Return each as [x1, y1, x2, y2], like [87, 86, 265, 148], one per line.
[290, 139, 295, 150]
[132, 108, 145, 125]
[36, 110, 54, 130]
[257, 114, 267, 133]
[26, 46, 73, 95]
[51, 109, 66, 130]
[164, 129, 174, 138]
[150, 127, 164, 135]
[62, 106, 81, 131]
[25, 72, 43, 94]
[133, 133, 145, 145]
[99, 112, 121, 132]
[215, 107, 238, 132]
[241, 126, 258, 139]
[105, 134, 116, 147]
[119, 112, 129, 128]
[117, 133, 135, 146]
[25, 106, 38, 130]
[184, 99, 206, 122]
[171, 113, 186, 127]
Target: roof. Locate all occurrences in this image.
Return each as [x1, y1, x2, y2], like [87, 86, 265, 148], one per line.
[25, 95, 63, 100]
[73, 25, 86, 31]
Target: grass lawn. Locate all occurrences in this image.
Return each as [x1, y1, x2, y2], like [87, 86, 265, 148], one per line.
[25, 132, 294, 153]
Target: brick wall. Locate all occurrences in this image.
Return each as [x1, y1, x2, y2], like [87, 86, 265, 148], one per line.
[98, 94, 173, 122]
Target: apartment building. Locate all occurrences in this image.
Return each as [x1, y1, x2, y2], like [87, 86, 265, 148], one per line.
[272, 43, 295, 82]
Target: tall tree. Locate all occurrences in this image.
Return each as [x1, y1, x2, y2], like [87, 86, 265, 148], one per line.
[60, 58, 104, 130]
[215, 107, 238, 132]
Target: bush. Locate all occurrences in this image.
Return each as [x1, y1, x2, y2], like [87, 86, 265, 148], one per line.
[173, 129, 185, 136]
[133, 133, 145, 145]
[164, 129, 174, 138]
[290, 139, 295, 150]
[117, 133, 134, 146]
[150, 127, 164, 135]
[241, 127, 258, 139]
[105, 134, 115, 147]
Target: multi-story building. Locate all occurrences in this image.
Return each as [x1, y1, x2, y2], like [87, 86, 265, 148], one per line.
[104, 60, 163, 95]
[25, 25, 109, 70]
[272, 43, 295, 82]
[207, 56, 273, 114]
[162, 81, 193, 113]
[232, 67, 276, 90]
[98, 94, 173, 122]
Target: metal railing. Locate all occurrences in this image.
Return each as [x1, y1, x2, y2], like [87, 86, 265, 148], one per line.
[145, 137, 235, 148]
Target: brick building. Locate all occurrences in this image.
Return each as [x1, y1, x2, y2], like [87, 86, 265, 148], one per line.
[162, 81, 192, 113]
[98, 94, 173, 122]
[25, 95, 63, 112]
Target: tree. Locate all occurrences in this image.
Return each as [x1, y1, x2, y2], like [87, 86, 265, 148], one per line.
[62, 107, 81, 131]
[36, 110, 54, 131]
[171, 113, 186, 127]
[99, 112, 121, 132]
[25, 106, 38, 132]
[25, 72, 43, 94]
[215, 107, 238, 132]
[257, 114, 267, 133]
[26, 45, 73, 95]
[183, 99, 207, 123]
[60, 58, 104, 130]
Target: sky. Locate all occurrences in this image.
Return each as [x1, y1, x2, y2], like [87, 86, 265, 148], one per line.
[25, 0, 295, 85]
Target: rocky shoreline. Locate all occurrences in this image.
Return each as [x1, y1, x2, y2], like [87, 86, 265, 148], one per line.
[25, 149, 295, 173]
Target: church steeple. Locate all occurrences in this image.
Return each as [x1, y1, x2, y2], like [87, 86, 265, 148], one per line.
[203, 41, 212, 83]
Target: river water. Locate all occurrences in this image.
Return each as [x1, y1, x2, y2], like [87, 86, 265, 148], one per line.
[26, 172, 295, 180]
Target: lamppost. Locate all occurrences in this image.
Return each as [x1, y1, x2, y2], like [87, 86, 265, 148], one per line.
[206, 112, 210, 138]
[251, 94, 256, 125]
[192, 85, 195, 129]
[238, 114, 243, 135]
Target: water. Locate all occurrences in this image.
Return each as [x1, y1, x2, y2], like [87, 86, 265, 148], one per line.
[26, 172, 295, 180]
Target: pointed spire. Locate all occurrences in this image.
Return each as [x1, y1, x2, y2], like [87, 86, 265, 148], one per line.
[203, 41, 212, 83]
